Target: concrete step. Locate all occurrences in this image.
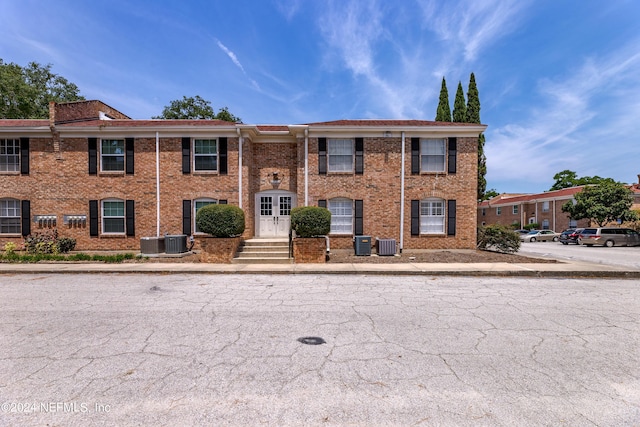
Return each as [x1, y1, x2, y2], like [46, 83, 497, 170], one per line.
[233, 238, 292, 263]
[231, 257, 293, 264]
[236, 251, 290, 258]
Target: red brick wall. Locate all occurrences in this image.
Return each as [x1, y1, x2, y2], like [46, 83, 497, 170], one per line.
[478, 200, 590, 231]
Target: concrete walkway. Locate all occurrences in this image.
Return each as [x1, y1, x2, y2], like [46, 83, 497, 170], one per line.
[1, 259, 639, 277]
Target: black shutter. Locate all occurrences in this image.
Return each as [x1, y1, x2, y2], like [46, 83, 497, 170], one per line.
[218, 199, 228, 204]
[21, 200, 30, 236]
[125, 137, 134, 175]
[447, 200, 457, 236]
[318, 138, 327, 175]
[355, 137, 364, 174]
[126, 200, 135, 236]
[219, 137, 228, 175]
[88, 138, 97, 175]
[354, 200, 363, 235]
[89, 200, 99, 236]
[182, 137, 191, 174]
[448, 137, 457, 174]
[411, 200, 420, 235]
[182, 200, 192, 235]
[318, 200, 327, 208]
[411, 138, 420, 175]
[20, 137, 29, 175]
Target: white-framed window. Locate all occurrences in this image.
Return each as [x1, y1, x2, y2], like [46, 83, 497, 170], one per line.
[542, 201, 550, 212]
[194, 139, 218, 171]
[102, 199, 125, 234]
[100, 139, 125, 171]
[194, 198, 218, 233]
[542, 219, 550, 230]
[328, 198, 353, 234]
[420, 138, 446, 172]
[327, 139, 354, 172]
[0, 198, 20, 234]
[0, 139, 20, 172]
[496, 207, 502, 215]
[512, 205, 519, 215]
[420, 198, 445, 234]
[569, 219, 577, 228]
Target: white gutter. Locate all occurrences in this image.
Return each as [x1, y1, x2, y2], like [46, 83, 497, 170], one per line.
[155, 131, 161, 237]
[400, 131, 405, 252]
[304, 128, 309, 206]
[237, 128, 243, 209]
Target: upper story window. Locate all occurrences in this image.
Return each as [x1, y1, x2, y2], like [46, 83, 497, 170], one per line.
[328, 139, 353, 172]
[420, 198, 445, 234]
[542, 201, 550, 212]
[102, 199, 125, 234]
[496, 207, 502, 215]
[0, 139, 19, 172]
[194, 139, 218, 171]
[420, 139, 446, 173]
[100, 139, 125, 172]
[512, 205, 519, 215]
[0, 198, 21, 234]
[328, 198, 353, 234]
[194, 198, 217, 233]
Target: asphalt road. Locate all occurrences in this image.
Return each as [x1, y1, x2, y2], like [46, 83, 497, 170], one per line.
[1, 273, 639, 426]
[519, 240, 640, 269]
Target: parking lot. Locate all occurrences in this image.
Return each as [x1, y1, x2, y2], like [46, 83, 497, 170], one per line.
[518, 239, 640, 269]
[1, 273, 639, 426]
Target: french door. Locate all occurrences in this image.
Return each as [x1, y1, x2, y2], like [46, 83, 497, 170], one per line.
[255, 191, 295, 237]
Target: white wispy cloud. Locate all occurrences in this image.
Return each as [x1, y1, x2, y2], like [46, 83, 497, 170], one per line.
[215, 39, 261, 91]
[418, 0, 530, 61]
[486, 41, 640, 189]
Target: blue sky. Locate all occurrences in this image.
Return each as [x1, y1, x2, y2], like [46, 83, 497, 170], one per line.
[2, 0, 639, 193]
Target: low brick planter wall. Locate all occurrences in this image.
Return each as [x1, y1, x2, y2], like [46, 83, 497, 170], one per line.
[196, 236, 243, 263]
[293, 237, 326, 263]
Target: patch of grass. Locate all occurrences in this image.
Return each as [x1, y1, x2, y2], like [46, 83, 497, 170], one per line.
[0, 252, 137, 263]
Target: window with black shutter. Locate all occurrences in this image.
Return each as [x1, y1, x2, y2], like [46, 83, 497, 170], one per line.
[20, 138, 29, 175]
[88, 138, 98, 175]
[318, 138, 327, 175]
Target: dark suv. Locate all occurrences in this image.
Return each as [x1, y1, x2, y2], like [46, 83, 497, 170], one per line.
[559, 228, 584, 245]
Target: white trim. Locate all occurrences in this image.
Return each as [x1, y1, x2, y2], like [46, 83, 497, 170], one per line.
[155, 132, 160, 237]
[101, 198, 125, 235]
[99, 138, 125, 172]
[192, 138, 218, 172]
[400, 131, 405, 252]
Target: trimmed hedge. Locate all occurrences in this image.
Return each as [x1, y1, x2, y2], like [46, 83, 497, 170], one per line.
[477, 225, 521, 253]
[291, 206, 331, 237]
[196, 204, 245, 237]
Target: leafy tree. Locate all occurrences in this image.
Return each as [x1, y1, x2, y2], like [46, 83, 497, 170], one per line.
[465, 72, 486, 200]
[435, 77, 451, 121]
[0, 59, 84, 119]
[550, 169, 618, 191]
[561, 181, 639, 227]
[452, 81, 467, 122]
[153, 95, 241, 122]
[481, 188, 499, 201]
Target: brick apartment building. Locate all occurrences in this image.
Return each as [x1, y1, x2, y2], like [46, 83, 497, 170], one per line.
[1, 100, 486, 252]
[477, 187, 591, 231]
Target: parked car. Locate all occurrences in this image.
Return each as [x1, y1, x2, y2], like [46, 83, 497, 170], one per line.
[578, 227, 640, 247]
[514, 229, 530, 235]
[520, 230, 560, 242]
[559, 228, 584, 245]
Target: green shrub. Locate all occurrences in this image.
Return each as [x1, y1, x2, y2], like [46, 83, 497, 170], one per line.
[477, 225, 521, 253]
[291, 206, 331, 237]
[523, 223, 538, 231]
[56, 237, 76, 253]
[195, 204, 245, 237]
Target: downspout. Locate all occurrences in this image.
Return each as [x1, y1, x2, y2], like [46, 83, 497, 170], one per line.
[155, 131, 160, 237]
[553, 199, 556, 230]
[237, 128, 243, 209]
[304, 127, 309, 206]
[399, 131, 405, 253]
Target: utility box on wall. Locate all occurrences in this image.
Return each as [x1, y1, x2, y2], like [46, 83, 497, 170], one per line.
[354, 236, 371, 256]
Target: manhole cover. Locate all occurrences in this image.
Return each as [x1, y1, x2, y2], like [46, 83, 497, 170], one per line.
[297, 336, 326, 345]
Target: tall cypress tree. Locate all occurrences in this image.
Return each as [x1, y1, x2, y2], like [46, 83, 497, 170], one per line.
[452, 81, 466, 123]
[465, 72, 487, 200]
[435, 77, 452, 121]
